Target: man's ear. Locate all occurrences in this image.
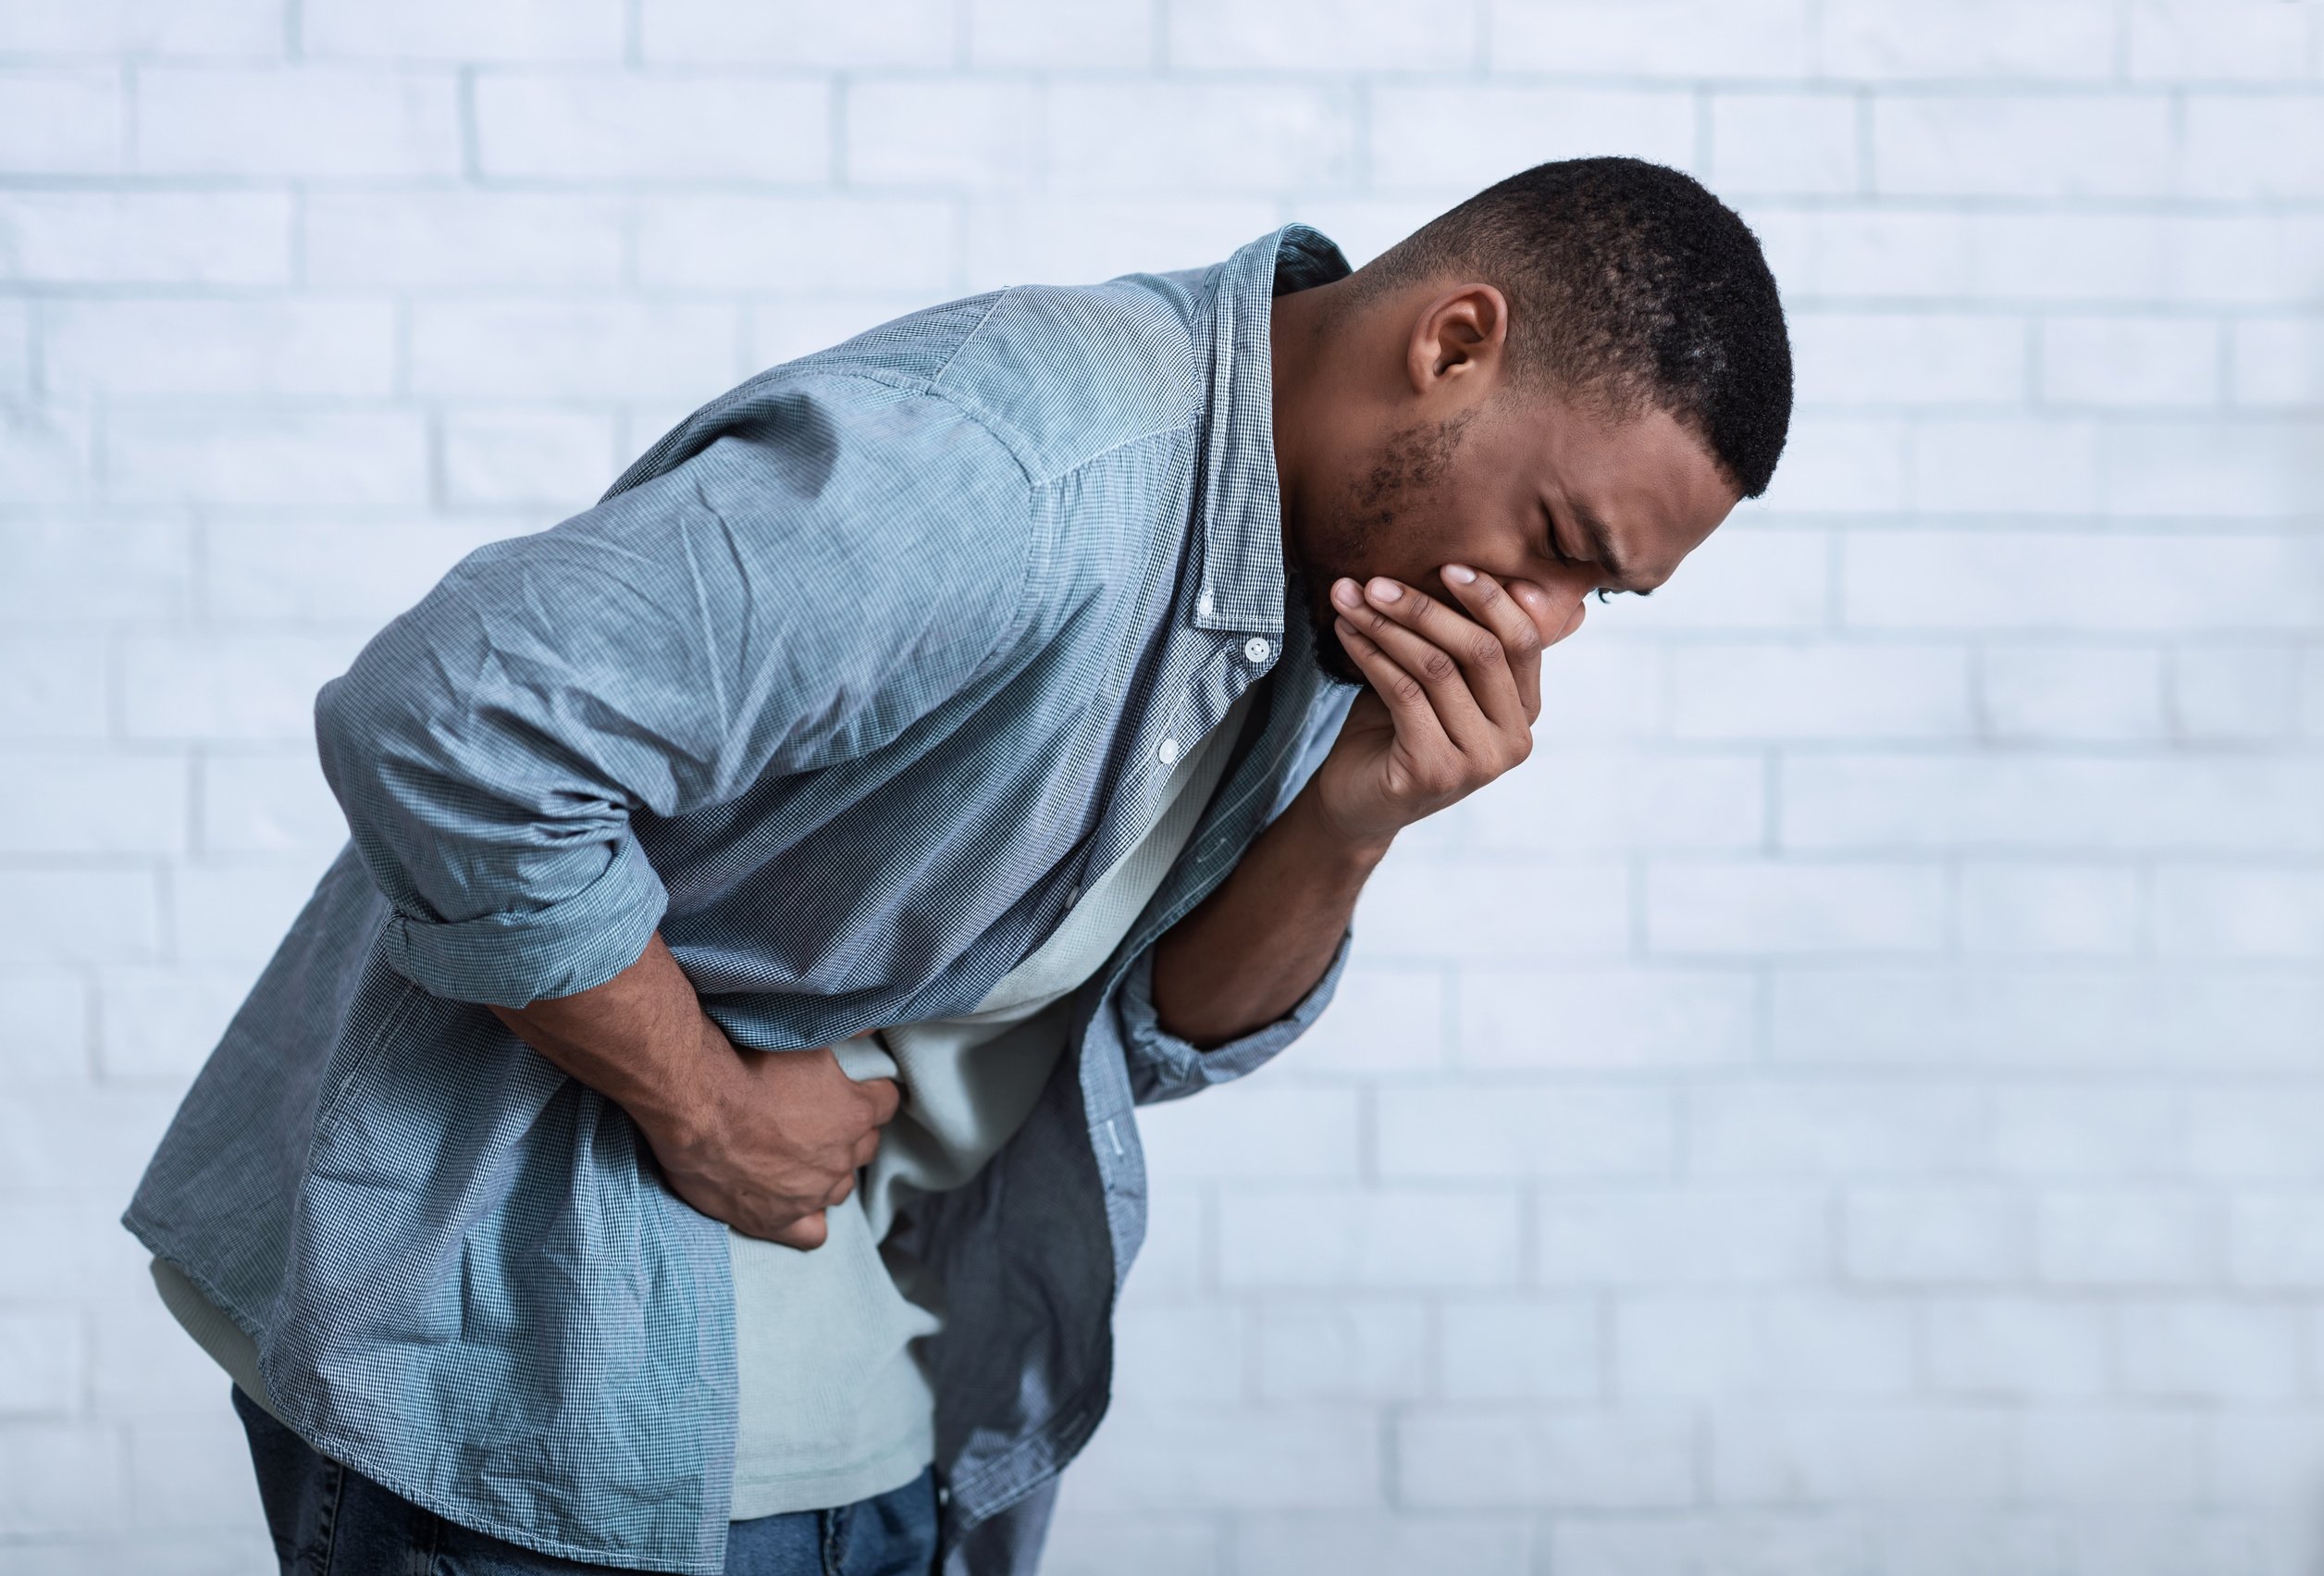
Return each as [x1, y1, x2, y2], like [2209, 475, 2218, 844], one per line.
[1405, 282, 1510, 395]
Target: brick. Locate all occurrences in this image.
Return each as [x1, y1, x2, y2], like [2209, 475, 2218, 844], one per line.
[2207, 1415, 2324, 1506]
[0, 1086, 178, 1196]
[4, 753, 184, 856]
[1126, 1180, 1203, 1297]
[1772, 965, 2324, 1073]
[1648, 860, 1947, 955]
[197, 754, 345, 856]
[2016, 1410, 2204, 1506]
[304, 0, 624, 60]
[1817, 0, 2117, 79]
[1063, 1402, 1380, 1510]
[634, 196, 956, 292]
[640, 0, 952, 65]
[961, 197, 1279, 292]
[1454, 966, 1759, 1072]
[120, 632, 359, 743]
[2173, 215, 2324, 307]
[1234, 1517, 1529, 1576]
[206, 515, 514, 620]
[1926, 1297, 2111, 1397]
[2039, 316, 2221, 408]
[2190, 1089, 2324, 1179]
[2039, 1190, 2215, 1287]
[1797, 310, 2029, 407]
[1749, 209, 1973, 301]
[1041, 1515, 1218, 1576]
[1279, 963, 1447, 1077]
[2228, 1195, 2324, 1287]
[0, 300, 25, 393]
[1619, 1295, 1915, 1400]
[1557, 1516, 1876, 1576]
[1753, 416, 1909, 514]
[171, 863, 323, 963]
[1137, 1086, 1359, 1180]
[0, 1200, 157, 1301]
[0, 68, 124, 174]
[0, 968, 92, 1084]
[1909, 418, 2101, 514]
[1536, 1187, 1830, 1286]
[1784, 754, 2324, 855]
[2061, 1512, 2313, 1576]
[1370, 86, 1696, 197]
[1980, 643, 2166, 742]
[0, 0, 278, 55]
[133, 68, 459, 178]
[2157, 865, 2324, 960]
[1107, 1303, 1242, 1407]
[1991, 1085, 2182, 1177]
[0, 406, 93, 503]
[1049, 82, 1355, 193]
[1378, 1084, 1675, 1180]
[1490, 0, 1812, 78]
[1670, 640, 1971, 742]
[966, 0, 1149, 67]
[1959, 863, 2142, 956]
[97, 967, 253, 1080]
[0, 634, 107, 740]
[92, 1302, 245, 1420]
[1527, 638, 1662, 738]
[1965, 213, 2180, 304]
[0, 1422, 125, 1534]
[1439, 1296, 1599, 1402]
[1218, 1185, 1522, 1290]
[44, 300, 396, 397]
[303, 192, 625, 288]
[1169, 0, 1475, 70]
[2119, 1301, 2305, 1401]
[410, 301, 738, 400]
[846, 81, 1037, 191]
[1873, 95, 2174, 199]
[2128, 0, 2316, 80]
[1353, 854, 1629, 962]
[1455, 750, 1765, 852]
[2099, 419, 2324, 518]
[0, 1311, 83, 1416]
[1255, 1298, 1429, 1401]
[1688, 1080, 1986, 1176]
[1843, 1188, 2029, 1285]
[2183, 98, 2324, 201]
[2232, 316, 2324, 407]
[748, 294, 958, 367]
[0, 870, 163, 963]
[472, 72, 830, 181]
[105, 409, 428, 505]
[1707, 91, 1860, 196]
[1711, 1404, 2014, 1505]
[2172, 644, 2301, 741]
[1397, 1407, 1693, 1508]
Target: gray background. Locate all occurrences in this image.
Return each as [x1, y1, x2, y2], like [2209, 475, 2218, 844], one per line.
[3, 0, 2323, 1572]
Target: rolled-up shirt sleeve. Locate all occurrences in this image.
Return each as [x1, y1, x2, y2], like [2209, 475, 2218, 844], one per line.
[1114, 922, 1354, 1105]
[314, 380, 1035, 1008]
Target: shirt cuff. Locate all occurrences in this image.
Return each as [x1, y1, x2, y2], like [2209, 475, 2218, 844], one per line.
[1115, 922, 1354, 1105]
[377, 834, 669, 1008]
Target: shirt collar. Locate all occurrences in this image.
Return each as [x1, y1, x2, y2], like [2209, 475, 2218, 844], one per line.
[1187, 223, 1352, 639]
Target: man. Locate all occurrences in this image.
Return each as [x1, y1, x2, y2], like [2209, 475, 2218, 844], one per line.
[124, 155, 1791, 1576]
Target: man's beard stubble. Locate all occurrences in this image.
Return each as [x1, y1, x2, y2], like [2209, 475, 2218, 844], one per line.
[1297, 411, 1475, 688]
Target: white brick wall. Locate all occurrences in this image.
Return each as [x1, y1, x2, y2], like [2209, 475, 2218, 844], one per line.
[2, 1, 2319, 1571]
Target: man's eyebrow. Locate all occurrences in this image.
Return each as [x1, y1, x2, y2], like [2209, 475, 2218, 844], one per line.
[1572, 503, 1653, 593]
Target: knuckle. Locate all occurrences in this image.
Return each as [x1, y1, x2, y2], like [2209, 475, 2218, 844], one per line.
[1390, 673, 1426, 704]
[1419, 648, 1458, 683]
[1468, 632, 1504, 668]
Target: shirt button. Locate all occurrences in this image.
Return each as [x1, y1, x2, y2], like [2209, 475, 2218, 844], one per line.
[1196, 591, 1214, 618]
[1067, 884, 1081, 906]
[1157, 738, 1181, 765]
[1242, 636, 1270, 664]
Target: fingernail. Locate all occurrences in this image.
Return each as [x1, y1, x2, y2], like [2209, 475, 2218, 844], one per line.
[1367, 577, 1403, 602]
[1332, 577, 1361, 608]
[1443, 564, 1476, 585]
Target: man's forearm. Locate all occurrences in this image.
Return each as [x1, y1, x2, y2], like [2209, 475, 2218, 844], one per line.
[1147, 780, 1391, 1050]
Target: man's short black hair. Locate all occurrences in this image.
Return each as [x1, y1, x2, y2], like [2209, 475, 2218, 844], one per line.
[1358, 155, 1793, 499]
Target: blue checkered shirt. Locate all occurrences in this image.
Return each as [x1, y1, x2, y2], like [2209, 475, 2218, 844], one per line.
[124, 225, 1361, 1576]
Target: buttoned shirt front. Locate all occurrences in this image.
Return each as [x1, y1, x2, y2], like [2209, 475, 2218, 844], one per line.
[124, 224, 1361, 1575]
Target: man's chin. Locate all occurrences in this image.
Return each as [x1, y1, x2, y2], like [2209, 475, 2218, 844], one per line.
[1302, 590, 1366, 688]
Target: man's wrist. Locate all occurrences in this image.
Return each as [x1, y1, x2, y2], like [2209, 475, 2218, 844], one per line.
[1286, 781, 1400, 873]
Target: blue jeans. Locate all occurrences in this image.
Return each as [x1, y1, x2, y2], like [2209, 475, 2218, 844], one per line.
[231, 1383, 941, 1575]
